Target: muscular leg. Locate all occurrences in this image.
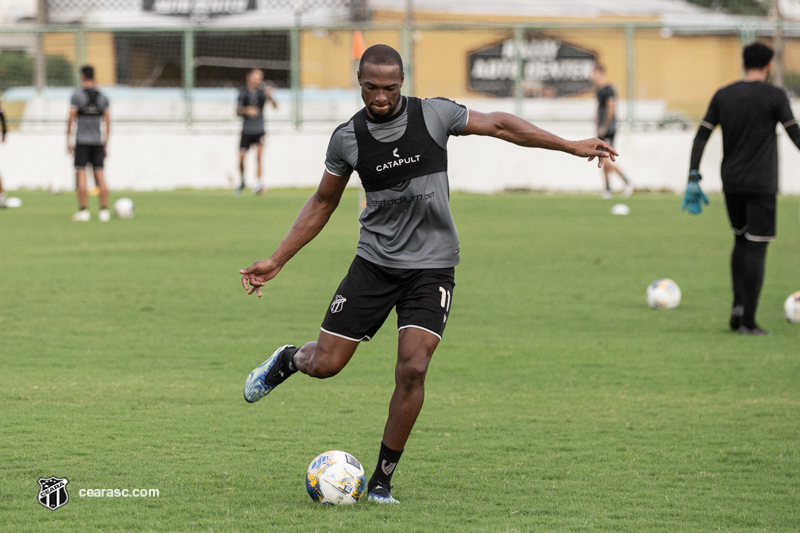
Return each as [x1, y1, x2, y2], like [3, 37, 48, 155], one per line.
[604, 160, 629, 186]
[365, 327, 440, 498]
[94, 169, 109, 209]
[382, 328, 440, 449]
[602, 165, 612, 192]
[238, 150, 247, 189]
[293, 330, 359, 378]
[256, 143, 264, 182]
[76, 169, 88, 210]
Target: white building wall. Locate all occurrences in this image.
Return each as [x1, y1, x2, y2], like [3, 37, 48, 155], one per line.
[3, 122, 800, 195]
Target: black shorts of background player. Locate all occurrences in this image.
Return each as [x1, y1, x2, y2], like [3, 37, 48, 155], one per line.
[236, 68, 277, 195]
[592, 65, 632, 199]
[690, 42, 800, 335]
[239, 44, 617, 504]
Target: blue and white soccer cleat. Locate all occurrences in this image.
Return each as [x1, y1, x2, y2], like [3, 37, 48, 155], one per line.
[243, 344, 294, 403]
[367, 482, 399, 504]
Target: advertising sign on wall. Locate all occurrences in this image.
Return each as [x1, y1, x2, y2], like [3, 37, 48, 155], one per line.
[469, 37, 596, 97]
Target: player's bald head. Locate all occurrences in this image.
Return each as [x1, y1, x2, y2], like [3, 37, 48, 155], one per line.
[358, 44, 403, 76]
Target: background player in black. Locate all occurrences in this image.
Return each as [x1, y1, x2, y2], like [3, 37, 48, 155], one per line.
[236, 69, 277, 195]
[592, 64, 632, 199]
[239, 45, 617, 503]
[0, 101, 6, 208]
[688, 42, 800, 335]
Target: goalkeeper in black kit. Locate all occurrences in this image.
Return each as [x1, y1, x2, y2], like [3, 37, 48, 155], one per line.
[686, 42, 800, 335]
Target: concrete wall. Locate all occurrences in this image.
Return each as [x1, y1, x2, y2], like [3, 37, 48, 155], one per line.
[3, 121, 800, 195]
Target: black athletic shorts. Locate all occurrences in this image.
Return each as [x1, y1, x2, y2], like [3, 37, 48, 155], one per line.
[240, 133, 264, 150]
[320, 256, 455, 342]
[74, 144, 105, 169]
[724, 192, 776, 242]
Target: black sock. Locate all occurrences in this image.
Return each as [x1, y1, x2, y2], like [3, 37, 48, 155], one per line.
[368, 441, 403, 491]
[731, 234, 747, 309]
[281, 346, 299, 374]
[742, 240, 768, 329]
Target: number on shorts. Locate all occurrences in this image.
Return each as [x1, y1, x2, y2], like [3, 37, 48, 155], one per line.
[439, 287, 451, 312]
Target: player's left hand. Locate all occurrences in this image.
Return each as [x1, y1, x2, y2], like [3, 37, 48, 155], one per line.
[571, 138, 618, 168]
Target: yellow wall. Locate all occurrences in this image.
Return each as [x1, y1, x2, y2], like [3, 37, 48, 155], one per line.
[295, 8, 793, 118]
[43, 32, 116, 85]
[301, 29, 402, 89]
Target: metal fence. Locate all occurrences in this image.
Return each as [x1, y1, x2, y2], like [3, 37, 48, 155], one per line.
[2, 19, 800, 128]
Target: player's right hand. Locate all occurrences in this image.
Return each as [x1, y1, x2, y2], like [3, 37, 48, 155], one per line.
[239, 258, 283, 297]
[67, 145, 74, 155]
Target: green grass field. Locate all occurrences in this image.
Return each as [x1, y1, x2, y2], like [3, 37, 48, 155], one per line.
[2, 190, 799, 532]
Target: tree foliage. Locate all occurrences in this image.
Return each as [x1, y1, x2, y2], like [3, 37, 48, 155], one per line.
[685, 0, 769, 16]
[0, 52, 74, 91]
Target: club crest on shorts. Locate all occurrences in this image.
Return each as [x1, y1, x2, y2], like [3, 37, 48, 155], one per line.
[37, 477, 69, 511]
[330, 294, 347, 313]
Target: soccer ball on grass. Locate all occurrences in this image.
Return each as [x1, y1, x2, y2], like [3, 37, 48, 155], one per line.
[113, 197, 135, 219]
[647, 279, 681, 309]
[306, 450, 365, 505]
[784, 291, 800, 323]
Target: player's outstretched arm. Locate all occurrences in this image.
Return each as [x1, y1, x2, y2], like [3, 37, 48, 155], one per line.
[462, 110, 617, 167]
[239, 170, 349, 297]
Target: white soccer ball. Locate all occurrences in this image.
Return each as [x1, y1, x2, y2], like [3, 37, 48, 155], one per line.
[784, 291, 800, 323]
[306, 450, 366, 505]
[611, 203, 630, 215]
[647, 278, 681, 309]
[113, 197, 135, 219]
[5, 197, 22, 208]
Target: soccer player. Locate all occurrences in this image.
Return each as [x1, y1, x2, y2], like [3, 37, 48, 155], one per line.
[239, 44, 616, 504]
[592, 64, 632, 199]
[685, 42, 800, 335]
[66, 65, 111, 222]
[236, 68, 278, 195]
[0, 99, 6, 208]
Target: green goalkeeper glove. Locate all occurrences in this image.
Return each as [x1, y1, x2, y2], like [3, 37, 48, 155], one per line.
[681, 171, 709, 216]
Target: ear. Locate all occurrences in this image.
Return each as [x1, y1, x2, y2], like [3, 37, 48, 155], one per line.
[357, 69, 362, 87]
[400, 70, 405, 87]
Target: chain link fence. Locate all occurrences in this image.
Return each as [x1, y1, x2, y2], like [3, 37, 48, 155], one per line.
[2, 19, 800, 128]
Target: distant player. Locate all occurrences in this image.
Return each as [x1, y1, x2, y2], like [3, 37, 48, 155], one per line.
[67, 65, 110, 222]
[0, 98, 6, 208]
[236, 68, 278, 195]
[685, 42, 800, 335]
[239, 45, 616, 504]
[592, 65, 632, 199]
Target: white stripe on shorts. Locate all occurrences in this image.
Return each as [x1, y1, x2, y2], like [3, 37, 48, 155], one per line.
[398, 324, 442, 340]
[744, 232, 775, 242]
[320, 327, 371, 343]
